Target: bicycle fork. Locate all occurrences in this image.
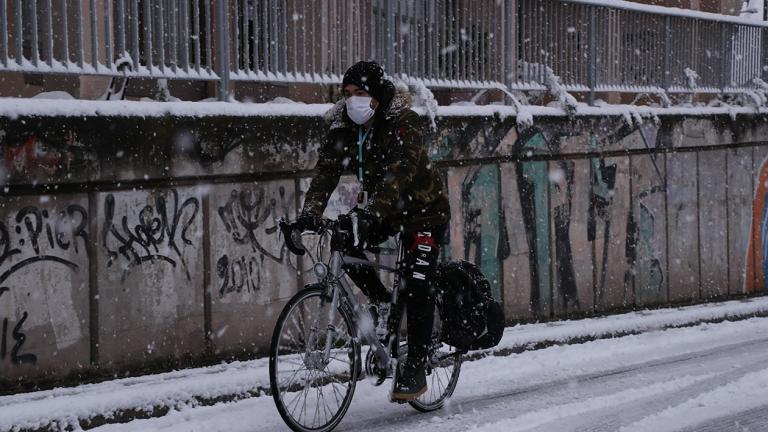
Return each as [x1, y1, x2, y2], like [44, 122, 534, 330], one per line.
[311, 251, 392, 371]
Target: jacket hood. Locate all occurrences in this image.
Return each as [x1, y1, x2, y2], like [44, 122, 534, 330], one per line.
[326, 89, 413, 130]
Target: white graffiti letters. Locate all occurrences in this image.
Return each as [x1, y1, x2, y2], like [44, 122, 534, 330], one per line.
[412, 231, 433, 281]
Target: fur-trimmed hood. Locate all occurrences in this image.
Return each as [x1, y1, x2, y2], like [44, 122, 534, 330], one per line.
[325, 89, 413, 130]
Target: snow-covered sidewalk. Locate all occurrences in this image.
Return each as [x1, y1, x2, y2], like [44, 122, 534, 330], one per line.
[3, 296, 768, 432]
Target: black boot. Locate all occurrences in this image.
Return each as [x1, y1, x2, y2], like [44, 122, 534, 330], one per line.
[390, 359, 427, 402]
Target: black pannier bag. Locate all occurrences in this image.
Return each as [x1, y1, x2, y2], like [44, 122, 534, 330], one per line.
[436, 260, 504, 351]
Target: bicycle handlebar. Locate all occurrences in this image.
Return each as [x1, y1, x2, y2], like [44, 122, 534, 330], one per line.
[280, 216, 381, 256]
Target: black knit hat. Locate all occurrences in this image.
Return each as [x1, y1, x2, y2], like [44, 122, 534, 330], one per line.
[342, 61, 395, 106]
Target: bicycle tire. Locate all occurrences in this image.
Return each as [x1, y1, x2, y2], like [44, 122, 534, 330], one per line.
[269, 285, 360, 432]
[408, 348, 462, 412]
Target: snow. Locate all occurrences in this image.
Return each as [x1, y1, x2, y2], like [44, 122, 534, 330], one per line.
[2, 297, 768, 431]
[567, 0, 768, 27]
[544, 67, 578, 115]
[684, 68, 701, 89]
[515, 110, 534, 130]
[482, 296, 768, 356]
[67, 316, 768, 432]
[0, 98, 332, 120]
[467, 374, 717, 432]
[0, 358, 271, 431]
[30, 91, 75, 100]
[406, 80, 439, 131]
[740, 0, 765, 20]
[618, 368, 768, 432]
[269, 96, 304, 104]
[2, 97, 766, 123]
[435, 103, 768, 120]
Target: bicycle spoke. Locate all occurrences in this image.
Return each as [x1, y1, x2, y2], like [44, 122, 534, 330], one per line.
[280, 325, 305, 352]
[280, 366, 310, 394]
[329, 380, 344, 408]
[312, 384, 321, 427]
[328, 355, 352, 366]
[286, 378, 307, 416]
[277, 355, 305, 368]
[321, 391, 334, 424]
[299, 369, 313, 424]
[318, 376, 331, 425]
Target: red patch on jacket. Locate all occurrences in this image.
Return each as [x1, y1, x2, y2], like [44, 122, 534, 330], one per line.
[397, 126, 408, 137]
[408, 232, 437, 251]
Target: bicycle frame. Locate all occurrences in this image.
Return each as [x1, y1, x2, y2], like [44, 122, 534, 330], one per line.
[312, 244, 405, 374]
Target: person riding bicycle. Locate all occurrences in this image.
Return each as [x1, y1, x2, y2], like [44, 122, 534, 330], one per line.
[296, 61, 450, 402]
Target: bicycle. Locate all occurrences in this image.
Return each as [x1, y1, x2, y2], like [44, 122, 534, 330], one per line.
[269, 216, 463, 432]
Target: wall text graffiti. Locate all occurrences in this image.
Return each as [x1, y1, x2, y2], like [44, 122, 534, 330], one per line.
[101, 189, 200, 282]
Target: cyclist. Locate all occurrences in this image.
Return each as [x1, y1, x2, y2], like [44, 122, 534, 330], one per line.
[296, 61, 450, 401]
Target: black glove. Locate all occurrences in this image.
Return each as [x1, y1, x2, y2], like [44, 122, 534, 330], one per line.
[294, 212, 321, 232]
[349, 207, 376, 226]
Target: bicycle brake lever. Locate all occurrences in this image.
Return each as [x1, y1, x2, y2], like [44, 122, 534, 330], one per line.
[350, 213, 360, 247]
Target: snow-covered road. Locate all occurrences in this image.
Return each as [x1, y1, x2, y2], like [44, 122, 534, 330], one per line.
[82, 316, 768, 432]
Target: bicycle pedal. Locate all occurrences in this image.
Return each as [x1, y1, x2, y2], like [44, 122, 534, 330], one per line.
[371, 367, 391, 386]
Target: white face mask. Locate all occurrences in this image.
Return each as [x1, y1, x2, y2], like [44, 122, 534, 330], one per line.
[345, 96, 375, 125]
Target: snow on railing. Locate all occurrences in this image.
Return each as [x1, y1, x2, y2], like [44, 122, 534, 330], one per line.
[0, 0, 510, 100]
[518, 0, 766, 101]
[0, 0, 765, 103]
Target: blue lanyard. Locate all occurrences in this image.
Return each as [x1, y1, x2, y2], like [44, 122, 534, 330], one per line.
[357, 127, 370, 182]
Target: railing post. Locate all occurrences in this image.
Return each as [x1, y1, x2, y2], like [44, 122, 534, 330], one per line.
[215, 0, 230, 101]
[720, 22, 729, 93]
[763, 27, 768, 83]
[662, 15, 671, 92]
[504, 0, 514, 102]
[0, 0, 7, 67]
[587, 6, 596, 105]
[384, 0, 394, 72]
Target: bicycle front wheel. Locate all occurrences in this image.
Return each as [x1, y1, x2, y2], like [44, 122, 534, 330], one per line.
[269, 286, 360, 432]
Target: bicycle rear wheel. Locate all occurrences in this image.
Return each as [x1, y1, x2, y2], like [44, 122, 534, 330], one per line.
[408, 344, 462, 412]
[269, 286, 360, 432]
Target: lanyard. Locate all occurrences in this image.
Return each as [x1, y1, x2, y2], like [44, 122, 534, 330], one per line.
[357, 127, 370, 182]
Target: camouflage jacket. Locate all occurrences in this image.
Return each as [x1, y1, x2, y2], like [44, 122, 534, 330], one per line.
[302, 91, 450, 232]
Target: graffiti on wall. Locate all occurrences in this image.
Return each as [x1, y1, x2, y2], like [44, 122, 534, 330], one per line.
[4, 132, 96, 179]
[460, 165, 506, 300]
[550, 158, 580, 311]
[586, 139, 619, 304]
[0, 204, 88, 288]
[0, 203, 88, 366]
[631, 185, 665, 299]
[746, 156, 768, 293]
[521, 128, 664, 314]
[102, 189, 199, 282]
[437, 123, 510, 301]
[0, 287, 36, 365]
[514, 131, 552, 313]
[216, 186, 295, 297]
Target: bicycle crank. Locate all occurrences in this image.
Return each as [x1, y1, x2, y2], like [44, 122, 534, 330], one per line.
[364, 348, 392, 385]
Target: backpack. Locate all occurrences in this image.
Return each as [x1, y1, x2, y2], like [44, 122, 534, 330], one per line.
[436, 260, 505, 351]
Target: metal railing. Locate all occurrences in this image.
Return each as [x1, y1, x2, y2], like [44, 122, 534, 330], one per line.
[221, 0, 507, 91]
[0, 0, 218, 79]
[0, 0, 766, 102]
[517, 0, 768, 96]
[0, 0, 508, 99]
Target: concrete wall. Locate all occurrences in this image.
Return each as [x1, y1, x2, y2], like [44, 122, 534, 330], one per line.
[1, 110, 767, 390]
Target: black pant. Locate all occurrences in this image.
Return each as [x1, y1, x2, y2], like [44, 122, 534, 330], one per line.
[344, 227, 444, 364]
